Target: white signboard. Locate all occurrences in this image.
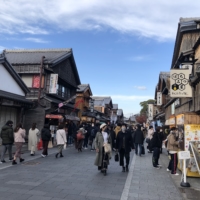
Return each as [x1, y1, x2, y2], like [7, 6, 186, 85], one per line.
[178, 151, 191, 160]
[170, 69, 192, 97]
[157, 92, 162, 105]
[49, 74, 58, 94]
[148, 104, 154, 121]
[168, 117, 175, 125]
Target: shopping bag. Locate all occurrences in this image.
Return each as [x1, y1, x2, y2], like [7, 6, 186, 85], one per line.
[141, 145, 145, 155]
[37, 139, 43, 150]
[104, 143, 111, 153]
[64, 143, 67, 150]
[115, 153, 119, 162]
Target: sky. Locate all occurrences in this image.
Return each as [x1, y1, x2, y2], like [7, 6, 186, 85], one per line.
[1, 0, 200, 117]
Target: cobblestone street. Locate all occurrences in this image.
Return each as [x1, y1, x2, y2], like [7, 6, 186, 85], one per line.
[0, 145, 188, 200]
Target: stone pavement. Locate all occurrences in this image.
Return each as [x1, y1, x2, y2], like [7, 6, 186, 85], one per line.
[0, 144, 197, 200]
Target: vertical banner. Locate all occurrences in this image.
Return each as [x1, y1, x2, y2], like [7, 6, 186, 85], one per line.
[32, 75, 40, 88]
[148, 104, 154, 121]
[170, 69, 192, 97]
[49, 74, 58, 94]
[157, 92, 162, 105]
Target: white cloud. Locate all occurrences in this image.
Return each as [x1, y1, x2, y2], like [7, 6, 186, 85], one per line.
[134, 86, 147, 90]
[25, 37, 50, 43]
[0, 0, 200, 40]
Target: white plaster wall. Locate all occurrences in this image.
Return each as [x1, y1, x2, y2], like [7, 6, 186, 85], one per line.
[0, 64, 25, 96]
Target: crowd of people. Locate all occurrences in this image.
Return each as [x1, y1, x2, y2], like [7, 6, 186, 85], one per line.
[0, 120, 182, 176]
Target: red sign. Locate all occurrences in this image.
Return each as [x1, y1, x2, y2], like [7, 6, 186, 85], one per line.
[32, 75, 40, 88]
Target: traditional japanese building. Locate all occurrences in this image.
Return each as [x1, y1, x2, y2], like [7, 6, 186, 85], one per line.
[0, 54, 32, 130]
[3, 49, 81, 131]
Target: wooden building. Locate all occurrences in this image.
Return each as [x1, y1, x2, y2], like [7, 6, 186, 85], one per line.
[76, 84, 95, 123]
[0, 55, 32, 130]
[3, 49, 81, 131]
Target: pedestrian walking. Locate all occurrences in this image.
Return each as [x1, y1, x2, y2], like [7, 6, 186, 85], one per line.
[133, 124, 145, 156]
[116, 124, 134, 172]
[166, 127, 180, 175]
[76, 127, 86, 152]
[28, 123, 40, 156]
[94, 123, 112, 176]
[147, 126, 154, 153]
[41, 124, 51, 158]
[151, 126, 162, 169]
[12, 123, 26, 165]
[0, 120, 14, 163]
[55, 124, 67, 158]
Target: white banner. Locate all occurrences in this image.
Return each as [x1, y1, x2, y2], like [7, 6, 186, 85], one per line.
[170, 69, 192, 97]
[49, 74, 58, 94]
[157, 92, 162, 105]
[148, 104, 154, 121]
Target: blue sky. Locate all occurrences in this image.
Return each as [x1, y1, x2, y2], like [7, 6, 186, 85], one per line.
[0, 0, 199, 117]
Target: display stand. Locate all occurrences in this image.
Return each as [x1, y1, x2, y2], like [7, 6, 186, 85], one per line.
[178, 151, 191, 187]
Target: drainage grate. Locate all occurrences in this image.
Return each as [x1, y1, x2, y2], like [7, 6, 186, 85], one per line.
[23, 161, 40, 166]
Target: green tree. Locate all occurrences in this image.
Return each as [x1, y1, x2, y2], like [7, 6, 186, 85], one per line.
[140, 99, 155, 115]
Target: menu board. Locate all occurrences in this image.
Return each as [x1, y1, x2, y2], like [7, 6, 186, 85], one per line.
[184, 124, 200, 151]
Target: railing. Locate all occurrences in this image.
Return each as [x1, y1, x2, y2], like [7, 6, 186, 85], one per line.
[13, 65, 40, 73]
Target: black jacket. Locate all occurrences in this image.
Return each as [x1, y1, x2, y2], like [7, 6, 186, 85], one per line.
[151, 132, 161, 148]
[41, 125, 51, 141]
[133, 129, 144, 144]
[0, 125, 14, 145]
[116, 131, 134, 152]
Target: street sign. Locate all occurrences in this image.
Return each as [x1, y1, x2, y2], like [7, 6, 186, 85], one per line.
[178, 151, 191, 160]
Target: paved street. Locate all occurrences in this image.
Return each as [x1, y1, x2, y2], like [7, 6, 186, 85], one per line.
[0, 145, 189, 200]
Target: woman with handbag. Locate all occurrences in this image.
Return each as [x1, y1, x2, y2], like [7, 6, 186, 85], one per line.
[94, 123, 112, 176]
[55, 124, 67, 158]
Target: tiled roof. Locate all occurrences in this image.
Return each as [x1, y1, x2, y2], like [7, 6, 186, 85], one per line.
[77, 84, 92, 95]
[113, 104, 118, 109]
[3, 49, 72, 64]
[92, 96, 112, 105]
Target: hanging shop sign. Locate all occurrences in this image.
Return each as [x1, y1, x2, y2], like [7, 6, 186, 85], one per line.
[157, 92, 162, 106]
[176, 114, 184, 125]
[170, 69, 192, 97]
[49, 74, 58, 94]
[148, 104, 154, 121]
[169, 117, 175, 125]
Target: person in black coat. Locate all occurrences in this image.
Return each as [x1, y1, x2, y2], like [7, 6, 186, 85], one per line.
[116, 124, 134, 172]
[41, 124, 51, 157]
[133, 124, 144, 156]
[151, 126, 162, 168]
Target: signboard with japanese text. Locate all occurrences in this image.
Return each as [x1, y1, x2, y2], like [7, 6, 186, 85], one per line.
[170, 69, 192, 97]
[157, 92, 162, 105]
[148, 104, 154, 121]
[49, 74, 58, 94]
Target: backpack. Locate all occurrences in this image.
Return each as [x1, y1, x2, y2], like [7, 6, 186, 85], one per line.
[77, 132, 84, 140]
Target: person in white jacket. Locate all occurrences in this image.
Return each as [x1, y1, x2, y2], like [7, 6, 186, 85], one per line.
[55, 124, 67, 158]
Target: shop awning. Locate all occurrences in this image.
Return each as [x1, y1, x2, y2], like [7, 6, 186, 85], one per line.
[45, 114, 63, 119]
